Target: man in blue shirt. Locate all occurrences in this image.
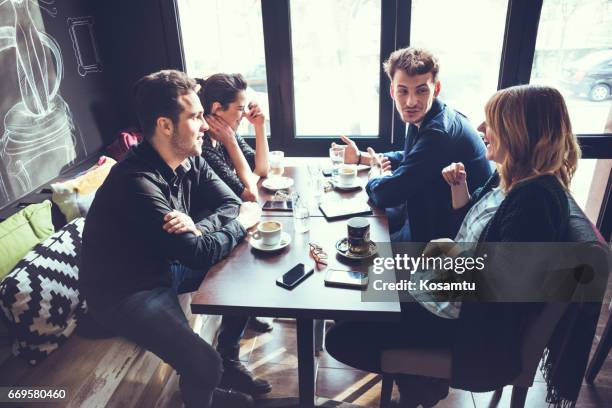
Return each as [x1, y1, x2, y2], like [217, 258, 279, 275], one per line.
[337, 47, 492, 241]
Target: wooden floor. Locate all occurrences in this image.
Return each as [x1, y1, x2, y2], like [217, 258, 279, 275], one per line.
[237, 306, 612, 408]
[249, 270, 612, 408]
[140, 296, 612, 408]
[2, 296, 612, 407]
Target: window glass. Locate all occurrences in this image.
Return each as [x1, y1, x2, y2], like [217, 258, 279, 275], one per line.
[531, 0, 612, 134]
[177, 0, 269, 136]
[410, 0, 508, 125]
[291, 0, 381, 137]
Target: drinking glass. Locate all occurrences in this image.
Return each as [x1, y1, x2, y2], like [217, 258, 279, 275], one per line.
[307, 164, 323, 202]
[269, 150, 284, 177]
[291, 193, 310, 233]
[329, 146, 345, 176]
[368, 153, 384, 179]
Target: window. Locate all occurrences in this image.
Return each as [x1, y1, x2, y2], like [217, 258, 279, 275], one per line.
[410, 0, 508, 125]
[290, 0, 381, 138]
[531, 0, 612, 134]
[175, 0, 611, 156]
[176, 0, 269, 136]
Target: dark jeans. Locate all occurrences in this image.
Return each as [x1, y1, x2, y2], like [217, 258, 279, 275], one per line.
[87, 263, 248, 408]
[325, 301, 458, 373]
[386, 205, 412, 242]
[171, 262, 248, 359]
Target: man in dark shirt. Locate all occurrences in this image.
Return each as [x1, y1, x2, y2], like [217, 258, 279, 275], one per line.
[336, 47, 492, 242]
[79, 70, 268, 408]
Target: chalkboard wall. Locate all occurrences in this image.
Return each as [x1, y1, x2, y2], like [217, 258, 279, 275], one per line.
[0, 0, 183, 210]
[0, 0, 121, 209]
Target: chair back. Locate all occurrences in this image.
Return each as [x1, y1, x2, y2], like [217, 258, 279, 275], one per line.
[513, 194, 608, 387]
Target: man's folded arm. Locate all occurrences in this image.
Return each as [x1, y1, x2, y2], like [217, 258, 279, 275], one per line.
[367, 132, 448, 208]
[129, 176, 246, 271]
[192, 159, 244, 234]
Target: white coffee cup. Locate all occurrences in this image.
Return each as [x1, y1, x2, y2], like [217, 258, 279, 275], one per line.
[338, 165, 357, 186]
[253, 220, 282, 246]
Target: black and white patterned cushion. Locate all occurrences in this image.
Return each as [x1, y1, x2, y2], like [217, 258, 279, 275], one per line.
[0, 218, 86, 365]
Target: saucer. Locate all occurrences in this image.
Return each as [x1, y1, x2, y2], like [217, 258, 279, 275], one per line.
[335, 238, 378, 260]
[250, 231, 291, 252]
[262, 177, 294, 191]
[331, 178, 362, 191]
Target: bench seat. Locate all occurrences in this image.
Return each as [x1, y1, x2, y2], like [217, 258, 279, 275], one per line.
[0, 294, 221, 408]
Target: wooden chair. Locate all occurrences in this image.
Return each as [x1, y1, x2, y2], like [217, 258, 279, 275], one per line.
[379, 195, 608, 408]
[379, 302, 567, 408]
[585, 301, 612, 384]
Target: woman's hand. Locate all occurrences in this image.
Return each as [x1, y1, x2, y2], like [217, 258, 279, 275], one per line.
[245, 102, 265, 127]
[240, 187, 259, 203]
[442, 162, 467, 186]
[442, 162, 471, 209]
[206, 114, 236, 147]
[422, 238, 459, 257]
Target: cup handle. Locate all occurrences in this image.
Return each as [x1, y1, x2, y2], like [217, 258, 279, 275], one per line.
[252, 231, 261, 240]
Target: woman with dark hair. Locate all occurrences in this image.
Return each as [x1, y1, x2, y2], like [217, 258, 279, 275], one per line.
[325, 85, 581, 407]
[196, 73, 269, 203]
[197, 74, 273, 335]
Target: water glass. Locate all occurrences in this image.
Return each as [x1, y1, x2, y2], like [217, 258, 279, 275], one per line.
[329, 146, 345, 176]
[307, 164, 323, 201]
[291, 193, 310, 233]
[368, 153, 384, 179]
[269, 150, 284, 177]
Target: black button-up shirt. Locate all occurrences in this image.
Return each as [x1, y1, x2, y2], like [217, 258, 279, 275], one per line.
[79, 141, 246, 309]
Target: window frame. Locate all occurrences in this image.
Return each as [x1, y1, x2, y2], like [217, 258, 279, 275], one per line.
[172, 0, 612, 156]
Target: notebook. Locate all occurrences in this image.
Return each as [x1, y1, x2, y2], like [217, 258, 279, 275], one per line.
[319, 200, 373, 220]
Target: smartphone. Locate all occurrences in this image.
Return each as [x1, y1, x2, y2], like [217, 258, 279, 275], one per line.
[276, 263, 314, 290]
[262, 200, 293, 211]
[324, 269, 368, 289]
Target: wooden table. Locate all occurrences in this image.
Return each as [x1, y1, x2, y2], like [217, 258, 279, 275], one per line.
[192, 163, 400, 408]
[257, 160, 386, 218]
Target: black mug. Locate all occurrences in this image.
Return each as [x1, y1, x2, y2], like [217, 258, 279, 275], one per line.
[347, 217, 370, 254]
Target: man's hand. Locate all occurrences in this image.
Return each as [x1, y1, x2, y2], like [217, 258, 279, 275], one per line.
[163, 211, 202, 236]
[332, 135, 359, 164]
[236, 201, 262, 230]
[441, 162, 467, 186]
[367, 147, 392, 175]
[206, 114, 236, 146]
[245, 102, 265, 127]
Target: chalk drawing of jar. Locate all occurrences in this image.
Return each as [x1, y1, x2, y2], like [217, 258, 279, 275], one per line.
[0, 0, 76, 199]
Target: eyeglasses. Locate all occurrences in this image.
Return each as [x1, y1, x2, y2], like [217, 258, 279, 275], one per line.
[309, 242, 328, 266]
[322, 181, 333, 193]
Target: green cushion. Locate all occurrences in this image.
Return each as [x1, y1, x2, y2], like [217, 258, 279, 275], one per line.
[22, 200, 54, 241]
[0, 202, 53, 280]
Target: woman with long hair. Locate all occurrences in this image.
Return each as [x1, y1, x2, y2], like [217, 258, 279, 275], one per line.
[196, 73, 269, 203]
[325, 85, 581, 407]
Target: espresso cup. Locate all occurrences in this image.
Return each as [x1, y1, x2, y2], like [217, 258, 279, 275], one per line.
[347, 217, 370, 254]
[338, 165, 357, 186]
[253, 221, 282, 246]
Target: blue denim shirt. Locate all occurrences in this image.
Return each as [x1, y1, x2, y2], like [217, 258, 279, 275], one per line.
[366, 98, 492, 242]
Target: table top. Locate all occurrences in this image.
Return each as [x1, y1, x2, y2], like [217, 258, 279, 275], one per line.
[191, 216, 400, 320]
[257, 163, 386, 217]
